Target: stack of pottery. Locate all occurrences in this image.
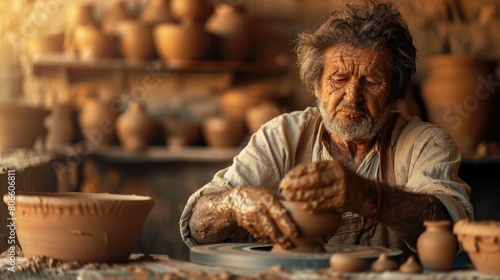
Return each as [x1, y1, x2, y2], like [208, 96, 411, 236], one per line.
[101, 1, 134, 35]
[205, 3, 251, 61]
[64, 2, 98, 54]
[116, 101, 157, 152]
[153, 0, 213, 62]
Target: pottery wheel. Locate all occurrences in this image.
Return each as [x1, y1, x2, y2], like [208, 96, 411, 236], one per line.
[190, 243, 403, 270]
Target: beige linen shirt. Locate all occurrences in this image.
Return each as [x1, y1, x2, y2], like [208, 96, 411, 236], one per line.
[179, 107, 473, 249]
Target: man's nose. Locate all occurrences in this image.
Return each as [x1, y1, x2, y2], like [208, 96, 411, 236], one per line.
[344, 80, 363, 103]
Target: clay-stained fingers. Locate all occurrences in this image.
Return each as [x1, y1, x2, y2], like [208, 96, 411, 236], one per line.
[254, 211, 294, 249]
[280, 185, 339, 202]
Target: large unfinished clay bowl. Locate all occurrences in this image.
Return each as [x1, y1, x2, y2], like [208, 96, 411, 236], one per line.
[0, 102, 50, 150]
[272, 201, 342, 253]
[3, 192, 154, 263]
[454, 219, 500, 276]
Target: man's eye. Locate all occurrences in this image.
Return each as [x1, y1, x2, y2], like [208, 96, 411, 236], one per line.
[364, 79, 379, 87]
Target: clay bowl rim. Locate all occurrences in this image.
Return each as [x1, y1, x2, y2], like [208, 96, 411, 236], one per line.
[4, 192, 154, 207]
[453, 219, 500, 237]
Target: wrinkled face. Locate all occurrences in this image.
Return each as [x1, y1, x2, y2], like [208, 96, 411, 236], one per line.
[317, 45, 394, 142]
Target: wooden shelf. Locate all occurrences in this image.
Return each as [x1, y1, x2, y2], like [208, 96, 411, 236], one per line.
[31, 53, 287, 76]
[51, 145, 241, 163]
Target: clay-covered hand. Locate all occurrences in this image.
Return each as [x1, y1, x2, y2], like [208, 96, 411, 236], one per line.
[279, 161, 374, 214]
[221, 185, 299, 249]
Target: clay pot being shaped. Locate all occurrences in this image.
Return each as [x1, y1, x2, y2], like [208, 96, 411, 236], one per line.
[78, 97, 118, 147]
[205, 4, 250, 61]
[116, 101, 156, 152]
[74, 25, 119, 60]
[153, 22, 210, 62]
[271, 201, 342, 253]
[140, 0, 174, 25]
[64, 3, 97, 53]
[421, 55, 499, 158]
[101, 1, 134, 35]
[416, 220, 458, 271]
[245, 102, 281, 134]
[454, 219, 500, 276]
[29, 33, 64, 56]
[0, 101, 50, 150]
[116, 20, 155, 61]
[3, 192, 154, 263]
[45, 104, 76, 150]
[171, 0, 214, 24]
[202, 116, 245, 147]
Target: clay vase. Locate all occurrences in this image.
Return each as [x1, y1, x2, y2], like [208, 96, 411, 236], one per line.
[116, 20, 155, 61]
[64, 3, 97, 54]
[116, 101, 156, 152]
[78, 97, 118, 147]
[153, 21, 210, 62]
[245, 102, 281, 134]
[202, 116, 245, 147]
[45, 104, 76, 150]
[416, 220, 458, 271]
[101, 1, 134, 35]
[454, 220, 500, 276]
[171, 0, 214, 24]
[29, 33, 64, 56]
[271, 201, 342, 253]
[140, 0, 174, 25]
[421, 55, 499, 158]
[73, 25, 119, 60]
[3, 192, 154, 263]
[205, 4, 250, 61]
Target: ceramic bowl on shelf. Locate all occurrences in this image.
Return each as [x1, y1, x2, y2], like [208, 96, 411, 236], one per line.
[3, 192, 154, 263]
[29, 33, 65, 56]
[454, 219, 500, 276]
[74, 25, 119, 60]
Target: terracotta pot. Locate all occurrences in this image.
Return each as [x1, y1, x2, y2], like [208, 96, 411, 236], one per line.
[116, 20, 155, 61]
[165, 116, 200, 146]
[202, 116, 245, 147]
[74, 25, 119, 60]
[245, 102, 281, 134]
[116, 101, 156, 152]
[370, 253, 399, 272]
[3, 192, 154, 263]
[205, 4, 250, 61]
[271, 201, 341, 253]
[102, 1, 134, 35]
[421, 55, 499, 158]
[330, 253, 367, 272]
[416, 220, 457, 271]
[64, 3, 97, 53]
[171, 0, 214, 24]
[454, 220, 500, 276]
[219, 87, 265, 121]
[140, 0, 174, 25]
[78, 97, 118, 147]
[0, 102, 50, 150]
[153, 22, 210, 62]
[399, 256, 423, 274]
[29, 33, 64, 56]
[45, 104, 76, 150]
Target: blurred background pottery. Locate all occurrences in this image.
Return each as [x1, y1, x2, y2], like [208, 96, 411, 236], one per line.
[74, 25, 119, 60]
[140, 0, 175, 25]
[29, 33, 64, 56]
[78, 96, 118, 147]
[64, 2, 97, 53]
[245, 102, 281, 134]
[171, 0, 214, 24]
[202, 116, 245, 147]
[116, 20, 156, 61]
[153, 22, 210, 62]
[3, 192, 154, 263]
[271, 201, 341, 253]
[116, 101, 156, 152]
[164, 116, 201, 147]
[45, 104, 76, 150]
[101, 1, 134, 34]
[454, 220, 500, 276]
[0, 101, 50, 150]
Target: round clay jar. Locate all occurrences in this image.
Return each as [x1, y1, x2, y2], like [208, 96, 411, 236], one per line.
[417, 220, 458, 271]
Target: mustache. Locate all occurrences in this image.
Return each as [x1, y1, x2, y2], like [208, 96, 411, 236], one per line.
[335, 104, 369, 115]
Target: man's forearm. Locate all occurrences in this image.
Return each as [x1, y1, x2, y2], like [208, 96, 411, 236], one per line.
[375, 183, 452, 247]
[188, 192, 245, 245]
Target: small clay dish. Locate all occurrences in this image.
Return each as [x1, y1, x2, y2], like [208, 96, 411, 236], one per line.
[272, 201, 341, 253]
[3, 192, 154, 263]
[330, 253, 367, 272]
[454, 219, 500, 276]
